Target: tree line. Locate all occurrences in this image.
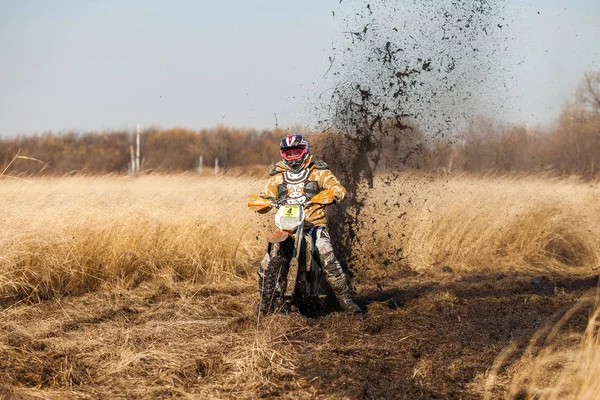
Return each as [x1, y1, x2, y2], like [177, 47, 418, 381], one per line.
[2, 73, 599, 178]
[0, 126, 285, 175]
[432, 72, 600, 178]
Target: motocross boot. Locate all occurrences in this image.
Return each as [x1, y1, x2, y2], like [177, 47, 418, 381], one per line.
[316, 228, 362, 314]
[338, 296, 362, 314]
[320, 252, 362, 313]
[332, 283, 362, 314]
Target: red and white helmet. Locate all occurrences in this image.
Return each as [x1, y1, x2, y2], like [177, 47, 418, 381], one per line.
[279, 134, 310, 171]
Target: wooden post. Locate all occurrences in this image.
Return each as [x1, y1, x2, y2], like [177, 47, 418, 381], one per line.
[214, 158, 219, 176]
[135, 125, 141, 173]
[198, 155, 203, 174]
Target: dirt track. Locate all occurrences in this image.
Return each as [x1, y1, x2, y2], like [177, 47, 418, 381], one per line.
[2, 269, 596, 399]
[300, 271, 596, 399]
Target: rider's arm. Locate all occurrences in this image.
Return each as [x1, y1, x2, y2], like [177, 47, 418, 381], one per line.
[318, 169, 347, 202]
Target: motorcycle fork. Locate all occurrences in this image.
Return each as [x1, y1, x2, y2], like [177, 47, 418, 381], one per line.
[284, 221, 304, 298]
[268, 242, 280, 259]
[303, 233, 321, 296]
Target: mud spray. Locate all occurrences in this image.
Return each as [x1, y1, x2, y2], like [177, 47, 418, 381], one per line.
[311, 0, 515, 278]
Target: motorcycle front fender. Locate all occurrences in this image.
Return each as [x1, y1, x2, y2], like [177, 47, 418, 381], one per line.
[267, 229, 292, 243]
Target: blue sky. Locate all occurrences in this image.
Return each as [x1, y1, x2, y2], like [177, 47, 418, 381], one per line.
[0, 0, 599, 136]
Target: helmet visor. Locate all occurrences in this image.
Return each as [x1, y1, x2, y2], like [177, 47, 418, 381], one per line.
[281, 147, 308, 161]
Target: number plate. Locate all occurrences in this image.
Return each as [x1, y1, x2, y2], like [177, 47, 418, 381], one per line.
[282, 206, 299, 218]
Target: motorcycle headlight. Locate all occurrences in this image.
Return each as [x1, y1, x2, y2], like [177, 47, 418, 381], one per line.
[275, 205, 304, 231]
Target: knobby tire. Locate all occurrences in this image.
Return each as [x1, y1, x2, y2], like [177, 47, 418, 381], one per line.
[259, 255, 288, 314]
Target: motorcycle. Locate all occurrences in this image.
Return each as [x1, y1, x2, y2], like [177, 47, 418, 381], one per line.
[248, 190, 336, 316]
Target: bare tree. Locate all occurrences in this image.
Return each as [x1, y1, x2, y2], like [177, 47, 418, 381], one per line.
[576, 71, 600, 114]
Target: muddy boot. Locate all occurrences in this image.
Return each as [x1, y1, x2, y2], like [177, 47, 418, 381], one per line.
[327, 271, 361, 313]
[315, 227, 362, 314]
[320, 260, 362, 313]
[336, 293, 362, 314]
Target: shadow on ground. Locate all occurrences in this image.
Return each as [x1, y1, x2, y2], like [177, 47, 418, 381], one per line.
[287, 271, 598, 399]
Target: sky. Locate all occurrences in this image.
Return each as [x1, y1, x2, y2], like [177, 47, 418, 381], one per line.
[0, 0, 599, 136]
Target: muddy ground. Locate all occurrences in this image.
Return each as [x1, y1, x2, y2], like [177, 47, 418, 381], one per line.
[1, 269, 597, 399]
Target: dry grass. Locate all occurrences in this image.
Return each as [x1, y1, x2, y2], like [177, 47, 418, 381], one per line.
[0, 175, 268, 306]
[354, 173, 600, 276]
[2, 173, 599, 306]
[1, 172, 600, 398]
[482, 296, 600, 400]
[0, 174, 308, 398]
[0, 283, 308, 399]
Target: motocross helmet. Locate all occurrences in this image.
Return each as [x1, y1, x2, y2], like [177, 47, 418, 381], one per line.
[280, 134, 310, 171]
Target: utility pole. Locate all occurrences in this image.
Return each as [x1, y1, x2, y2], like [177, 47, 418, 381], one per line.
[135, 124, 141, 173]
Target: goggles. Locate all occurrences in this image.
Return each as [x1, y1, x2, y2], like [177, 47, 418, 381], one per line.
[281, 147, 308, 161]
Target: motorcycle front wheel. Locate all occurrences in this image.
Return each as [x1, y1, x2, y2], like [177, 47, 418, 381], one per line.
[258, 255, 289, 314]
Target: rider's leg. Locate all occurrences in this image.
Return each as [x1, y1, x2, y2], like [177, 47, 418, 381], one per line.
[314, 227, 361, 313]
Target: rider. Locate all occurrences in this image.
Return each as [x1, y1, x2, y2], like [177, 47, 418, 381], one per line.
[258, 133, 361, 313]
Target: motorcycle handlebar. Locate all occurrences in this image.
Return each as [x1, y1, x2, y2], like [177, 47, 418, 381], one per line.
[268, 199, 328, 209]
[259, 193, 336, 209]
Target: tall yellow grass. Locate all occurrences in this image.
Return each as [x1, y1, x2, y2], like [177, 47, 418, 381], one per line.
[357, 173, 600, 274]
[0, 175, 266, 305]
[2, 173, 599, 304]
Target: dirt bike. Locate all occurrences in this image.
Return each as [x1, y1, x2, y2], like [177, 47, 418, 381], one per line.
[248, 190, 336, 316]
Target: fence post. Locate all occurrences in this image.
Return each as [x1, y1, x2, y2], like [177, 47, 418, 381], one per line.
[198, 155, 203, 174]
[214, 158, 219, 176]
[135, 124, 141, 173]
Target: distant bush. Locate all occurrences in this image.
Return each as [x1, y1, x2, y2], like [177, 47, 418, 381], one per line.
[2, 107, 600, 179]
[2, 113, 599, 178]
[0, 127, 285, 175]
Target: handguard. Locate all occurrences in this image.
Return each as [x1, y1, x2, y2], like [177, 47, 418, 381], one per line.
[309, 189, 335, 205]
[248, 194, 272, 212]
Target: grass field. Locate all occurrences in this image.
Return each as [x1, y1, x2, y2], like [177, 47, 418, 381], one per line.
[1, 173, 599, 398]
